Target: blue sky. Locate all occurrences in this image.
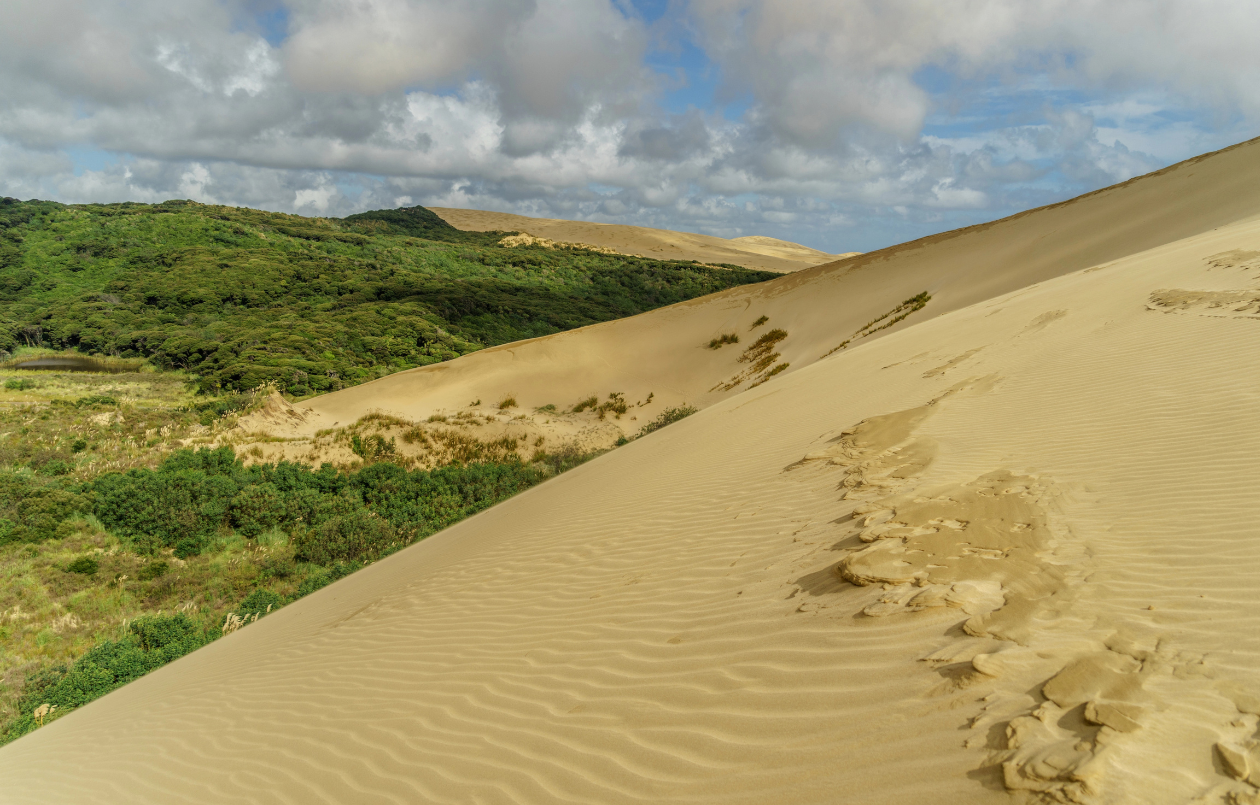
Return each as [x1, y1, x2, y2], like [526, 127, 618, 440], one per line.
[1, 0, 1257, 253]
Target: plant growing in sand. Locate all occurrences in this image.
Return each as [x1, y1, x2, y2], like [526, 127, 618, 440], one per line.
[707, 333, 739, 349]
[498, 396, 517, 409]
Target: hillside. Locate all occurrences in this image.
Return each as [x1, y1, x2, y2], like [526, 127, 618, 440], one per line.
[0, 199, 775, 395]
[430, 207, 855, 272]
[6, 136, 1260, 803]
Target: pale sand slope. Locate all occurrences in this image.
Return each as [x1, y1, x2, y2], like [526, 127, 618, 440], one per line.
[257, 137, 1260, 446]
[7, 145, 1260, 804]
[6, 204, 1260, 803]
[429, 207, 855, 272]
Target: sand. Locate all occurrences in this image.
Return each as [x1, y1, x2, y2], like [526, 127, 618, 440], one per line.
[6, 138, 1260, 803]
[429, 207, 855, 272]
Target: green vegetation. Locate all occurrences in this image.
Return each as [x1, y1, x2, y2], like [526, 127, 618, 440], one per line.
[0, 197, 775, 395]
[637, 405, 698, 437]
[750, 315, 769, 329]
[707, 333, 739, 349]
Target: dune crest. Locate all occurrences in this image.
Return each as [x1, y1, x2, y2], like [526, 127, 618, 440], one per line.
[429, 207, 850, 272]
[7, 139, 1260, 803]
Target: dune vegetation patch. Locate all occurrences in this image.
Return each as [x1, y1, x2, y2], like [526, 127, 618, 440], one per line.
[823, 292, 931, 358]
[713, 328, 790, 391]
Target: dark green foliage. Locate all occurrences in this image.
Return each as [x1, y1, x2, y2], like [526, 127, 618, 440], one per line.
[637, 405, 698, 438]
[8, 487, 88, 542]
[236, 588, 282, 618]
[707, 333, 739, 348]
[3, 613, 208, 743]
[65, 556, 98, 575]
[72, 395, 116, 408]
[750, 315, 769, 329]
[293, 509, 396, 565]
[136, 560, 167, 581]
[70, 438, 87, 453]
[85, 445, 581, 561]
[36, 460, 71, 477]
[295, 560, 362, 597]
[230, 483, 284, 538]
[0, 199, 776, 394]
[341, 205, 501, 245]
[3, 378, 36, 390]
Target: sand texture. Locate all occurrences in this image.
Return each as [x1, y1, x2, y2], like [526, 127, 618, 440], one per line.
[429, 207, 854, 272]
[7, 138, 1260, 803]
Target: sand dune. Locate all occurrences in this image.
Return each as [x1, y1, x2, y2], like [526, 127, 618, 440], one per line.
[429, 207, 854, 272]
[7, 139, 1260, 803]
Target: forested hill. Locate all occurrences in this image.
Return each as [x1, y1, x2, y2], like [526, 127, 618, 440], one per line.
[0, 198, 775, 394]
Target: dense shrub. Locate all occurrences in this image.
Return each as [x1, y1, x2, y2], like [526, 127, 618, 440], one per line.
[65, 556, 98, 575]
[236, 588, 282, 618]
[293, 509, 397, 565]
[230, 483, 285, 538]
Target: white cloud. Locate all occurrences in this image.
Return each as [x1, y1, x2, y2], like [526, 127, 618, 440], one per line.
[0, 0, 1257, 252]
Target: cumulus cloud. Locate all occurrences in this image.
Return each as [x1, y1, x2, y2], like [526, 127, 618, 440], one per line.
[0, 0, 1257, 251]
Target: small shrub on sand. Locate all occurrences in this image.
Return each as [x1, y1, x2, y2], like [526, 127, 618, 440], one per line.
[750, 315, 769, 329]
[498, 396, 517, 409]
[637, 405, 698, 438]
[707, 333, 739, 349]
[571, 395, 599, 413]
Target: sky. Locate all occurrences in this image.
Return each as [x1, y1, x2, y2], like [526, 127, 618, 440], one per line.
[1, 0, 1258, 253]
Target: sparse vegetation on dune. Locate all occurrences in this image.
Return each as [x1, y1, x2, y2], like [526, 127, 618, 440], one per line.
[823, 292, 931, 358]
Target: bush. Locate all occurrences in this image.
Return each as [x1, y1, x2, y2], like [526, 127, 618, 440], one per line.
[230, 483, 284, 538]
[66, 556, 98, 575]
[707, 333, 739, 348]
[638, 405, 698, 438]
[292, 509, 397, 565]
[36, 460, 72, 477]
[498, 396, 516, 409]
[3, 377, 36, 391]
[137, 560, 168, 581]
[236, 588, 282, 618]
[16, 488, 88, 541]
[70, 438, 87, 453]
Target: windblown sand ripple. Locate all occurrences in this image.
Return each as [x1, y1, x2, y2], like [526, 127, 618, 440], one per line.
[7, 141, 1260, 803]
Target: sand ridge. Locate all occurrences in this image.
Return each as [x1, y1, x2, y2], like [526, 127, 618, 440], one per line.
[245, 137, 1260, 453]
[429, 207, 855, 273]
[8, 140, 1260, 802]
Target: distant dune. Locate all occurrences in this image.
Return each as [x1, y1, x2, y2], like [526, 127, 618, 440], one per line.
[430, 207, 854, 272]
[7, 137, 1260, 803]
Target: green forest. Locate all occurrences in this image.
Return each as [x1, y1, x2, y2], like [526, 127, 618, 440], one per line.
[0, 197, 774, 394]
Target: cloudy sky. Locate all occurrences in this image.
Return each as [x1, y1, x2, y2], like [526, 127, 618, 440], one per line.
[1, 0, 1257, 252]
